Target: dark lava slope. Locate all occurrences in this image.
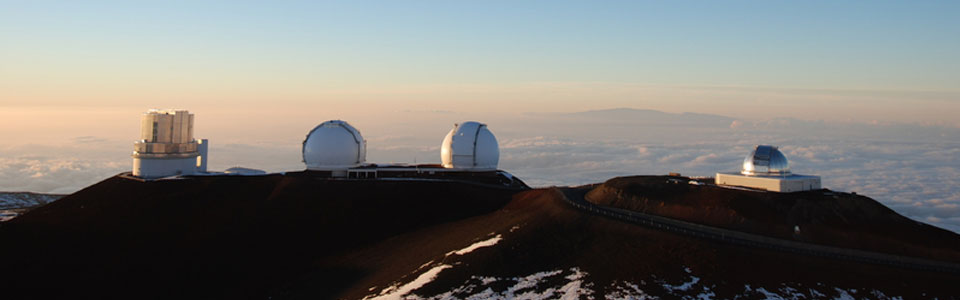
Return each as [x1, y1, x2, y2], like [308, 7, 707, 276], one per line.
[329, 187, 960, 299]
[0, 172, 524, 299]
[586, 176, 960, 262]
[2, 173, 958, 299]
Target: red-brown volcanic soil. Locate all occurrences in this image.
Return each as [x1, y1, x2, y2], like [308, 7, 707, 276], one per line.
[330, 188, 960, 299]
[586, 176, 960, 263]
[2, 173, 958, 299]
[0, 172, 521, 299]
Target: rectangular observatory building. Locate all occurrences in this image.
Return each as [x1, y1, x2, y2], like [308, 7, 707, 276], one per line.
[715, 172, 821, 193]
[132, 109, 208, 178]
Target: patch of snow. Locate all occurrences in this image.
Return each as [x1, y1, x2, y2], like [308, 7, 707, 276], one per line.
[755, 287, 785, 300]
[605, 281, 654, 299]
[478, 276, 497, 286]
[740, 283, 906, 300]
[365, 265, 452, 300]
[409, 268, 594, 299]
[832, 288, 855, 300]
[416, 261, 435, 271]
[663, 275, 699, 292]
[0, 211, 18, 222]
[510, 225, 521, 232]
[0, 192, 63, 210]
[868, 290, 895, 299]
[445, 234, 502, 256]
[506, 269, 563, 295]
[697, 290, 716, 300]
[777, 286, 803, 299]
[377, 265, 909, 300]
[556, 268, 590, 300]
[463, 288, 496, 300]
[809, 288, 826, 297]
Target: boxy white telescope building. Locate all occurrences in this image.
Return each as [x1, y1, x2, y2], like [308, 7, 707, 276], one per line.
[715, 145, 820, 193]
[132, 109, 208, 179]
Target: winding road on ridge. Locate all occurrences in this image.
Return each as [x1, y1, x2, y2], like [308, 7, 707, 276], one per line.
[555, 187, 960, 275]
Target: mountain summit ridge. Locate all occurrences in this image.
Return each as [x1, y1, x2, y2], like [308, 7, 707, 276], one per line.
[1, 173, 957, 299]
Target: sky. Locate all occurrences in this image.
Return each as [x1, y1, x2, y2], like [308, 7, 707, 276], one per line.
[1, 2, 959, 230]
[2, 1, 959, 119]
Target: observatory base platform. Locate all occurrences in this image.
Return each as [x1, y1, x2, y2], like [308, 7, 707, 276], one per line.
[133, 155, 203, 179]
[716, 172, 821, 193]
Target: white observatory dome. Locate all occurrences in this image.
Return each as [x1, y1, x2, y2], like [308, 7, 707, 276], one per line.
[302, 120, 366, 170]
[741, 145, 791, 176]
[440, 121, 499, 170]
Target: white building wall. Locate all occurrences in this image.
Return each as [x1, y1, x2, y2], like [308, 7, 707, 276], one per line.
[187, 114, 194, 143]
[172, 111, 184, 143]
[778, 176, 821, 192]
[197, 139, 208, 173]
[139, 110, 195, 143]
[140, 115, 153, 141]
[156, 114, 173, 143]
[133, 156, 200, 179]
[716, 172, 821, 193]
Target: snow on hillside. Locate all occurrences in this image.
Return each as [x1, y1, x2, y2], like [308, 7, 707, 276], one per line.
[367, 234, 506, 300]
[389, 266, 909, 299]
[364, 230, 918, 300]
[0, 192, 63, 210]
[0, 192, 64, 221]
[0, 211, 17, 222]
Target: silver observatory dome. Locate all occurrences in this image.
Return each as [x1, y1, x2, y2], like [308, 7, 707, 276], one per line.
[440, 121, 499, 170]
[741, 145, 791, 176]
[302, 120, 366, 170]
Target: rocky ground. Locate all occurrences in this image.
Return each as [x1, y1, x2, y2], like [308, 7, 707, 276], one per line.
[1, 173, 958, 299]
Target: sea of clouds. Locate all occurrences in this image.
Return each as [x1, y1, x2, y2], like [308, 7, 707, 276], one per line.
[1, 109, 958, 232]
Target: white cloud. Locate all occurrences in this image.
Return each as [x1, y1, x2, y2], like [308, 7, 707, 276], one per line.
[0, 156, 126, 194]
[493, 115, 960, 233]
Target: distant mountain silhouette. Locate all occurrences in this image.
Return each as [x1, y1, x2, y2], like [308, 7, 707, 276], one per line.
[564, 108, 736, 127]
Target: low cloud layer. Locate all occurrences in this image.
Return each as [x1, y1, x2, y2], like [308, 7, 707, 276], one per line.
[498, 135, 960, 233]
[0, 144, 128, 194]
[2, 109, 959, 232]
